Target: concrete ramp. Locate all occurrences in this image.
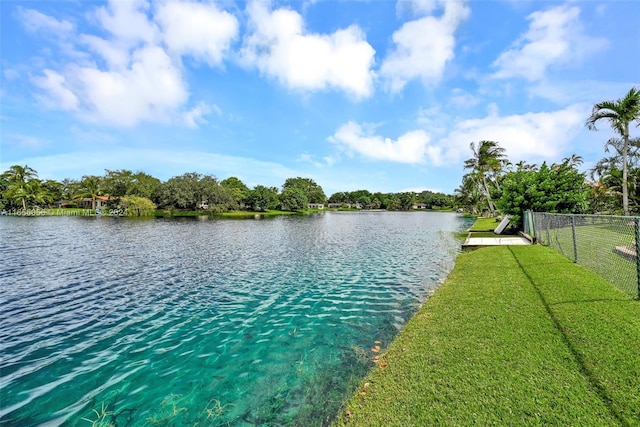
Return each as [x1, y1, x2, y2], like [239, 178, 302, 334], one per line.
[494, 215, 512, 235]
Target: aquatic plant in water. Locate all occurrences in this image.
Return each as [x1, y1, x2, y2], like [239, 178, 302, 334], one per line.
[82, 403, 115, 427]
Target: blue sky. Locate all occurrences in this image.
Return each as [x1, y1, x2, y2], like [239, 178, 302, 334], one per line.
[1, 0, 639, 196]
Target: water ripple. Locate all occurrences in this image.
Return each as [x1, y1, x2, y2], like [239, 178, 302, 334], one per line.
[0, 213, 473, 426]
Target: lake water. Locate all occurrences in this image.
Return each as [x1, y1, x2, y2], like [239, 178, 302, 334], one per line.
[0, 212, 472, 426]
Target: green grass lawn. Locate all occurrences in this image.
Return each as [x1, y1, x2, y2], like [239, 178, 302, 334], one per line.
[154, 209, 301, 218]
[211, 209, 299, 217]
[456, 217, 501, 242]
[540, 223, 637, 297]
[469, 216, 500, 231]
[334, 245, 640, 426]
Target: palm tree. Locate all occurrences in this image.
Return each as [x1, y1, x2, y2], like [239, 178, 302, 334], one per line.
[604, 136, 640, 160]
[590, 155, 619, 182]
[588, 179, 618, 214]
[2, 165, 38, 183]
[586, 86, 640, 215]
[455, 173, 484, 215]
[75, 175, 104, 210]
[464, 140, 507, 215]
[1, 165, 38, 209]
[598, 137, 640, 213]
[563, 154, 584, 168]
[514, 161, 537, 171]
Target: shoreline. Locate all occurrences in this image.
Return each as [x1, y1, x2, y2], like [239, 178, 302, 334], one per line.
[333, 244, 640, 426]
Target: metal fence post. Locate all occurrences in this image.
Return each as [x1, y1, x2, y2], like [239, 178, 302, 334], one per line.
[635, 218, 640, 299]
[572, 215, 578, 263]
[524, 210, 535, 238]
[545, 214, 551, 246]
[529, 211, 536, 241]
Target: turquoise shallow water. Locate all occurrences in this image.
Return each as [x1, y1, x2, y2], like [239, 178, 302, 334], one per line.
[0, 212, 472, 426]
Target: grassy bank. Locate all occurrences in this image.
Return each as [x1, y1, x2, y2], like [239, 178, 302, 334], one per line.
[334, 245, 640, 426]
[469, 216, 500, 231]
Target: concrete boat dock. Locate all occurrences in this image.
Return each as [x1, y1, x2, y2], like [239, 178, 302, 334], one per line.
[462, 233, 533, 249]
[462, 215, 534, 249]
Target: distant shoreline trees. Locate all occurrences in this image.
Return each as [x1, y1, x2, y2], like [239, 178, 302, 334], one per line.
[0, 168, 456, 214]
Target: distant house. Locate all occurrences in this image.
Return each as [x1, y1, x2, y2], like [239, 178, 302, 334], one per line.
[77, 196, 113, 209]
[308, 203, 324, 210]
[328, 203, 357, 209]
[412, 203, 428, 209]
[197, 201, 209, 210]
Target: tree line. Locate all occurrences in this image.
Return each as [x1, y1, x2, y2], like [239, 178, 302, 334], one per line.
[456, 86, 640, 226]
[0, 167, 456, 214]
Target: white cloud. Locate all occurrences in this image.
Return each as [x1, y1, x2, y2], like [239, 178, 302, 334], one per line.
[380, 0, 469, 92]
[183, 102, 216, 128]
[240, 1, 376, 99]
[416, 106, 450, 137]
[31, 69, 79, 110]
[297, 153, 339, 168]
[448, 88, 480, 108]
[531, 80, 636, 105]
[20, 0, 434, 129]
[69, 126, 120, 146]
[492, 5, 608, 81]
[396, 0, 440, 17]
[155, 0, 238, 66]
[329, 121, 430, 164]
[73, 45, 189, 127]
[18, 8, 74, 35]
[3, 69, 20, 81]
[94, 0, 159, 46]
[435, 103, 589, 165]
[80, 34, 130, 69]
[24, 0, 244, 128]
[4, 133, 52, 150]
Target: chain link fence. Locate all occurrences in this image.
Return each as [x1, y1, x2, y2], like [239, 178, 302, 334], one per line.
[524, 211, 640, 299]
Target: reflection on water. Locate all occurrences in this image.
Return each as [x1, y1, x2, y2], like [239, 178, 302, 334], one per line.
[0, 212, 472, 426]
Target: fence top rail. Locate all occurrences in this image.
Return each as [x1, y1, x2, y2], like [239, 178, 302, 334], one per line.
[532, 212, 640, 221]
